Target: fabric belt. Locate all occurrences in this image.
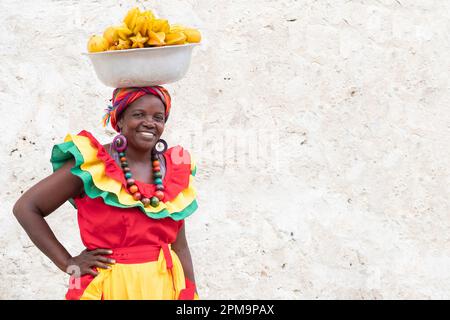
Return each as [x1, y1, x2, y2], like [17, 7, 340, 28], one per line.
[108, 243, 173, 270]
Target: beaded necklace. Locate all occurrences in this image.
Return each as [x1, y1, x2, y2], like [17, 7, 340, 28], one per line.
[110, 143, 165, 208]
[119, 151, 165, 208]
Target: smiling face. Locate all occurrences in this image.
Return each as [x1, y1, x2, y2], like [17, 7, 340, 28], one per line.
[117, 94, 166, 152]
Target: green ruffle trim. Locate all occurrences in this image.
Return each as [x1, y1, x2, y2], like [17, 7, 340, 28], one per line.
[50, 140, 198, 221]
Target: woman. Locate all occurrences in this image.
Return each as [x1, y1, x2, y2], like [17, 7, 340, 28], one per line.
[13, 86, 199, 300]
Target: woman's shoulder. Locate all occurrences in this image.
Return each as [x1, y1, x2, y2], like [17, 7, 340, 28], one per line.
[52, 129, 122, 181]
[62, 130, 116, 160]
[164, 145, 197, 178]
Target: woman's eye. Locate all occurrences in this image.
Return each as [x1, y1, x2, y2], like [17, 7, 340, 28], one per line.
[155, 116, 164, 122]
[133, 113, 143, 117]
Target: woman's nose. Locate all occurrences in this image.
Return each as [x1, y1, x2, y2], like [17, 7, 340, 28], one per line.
[142, 116, 156, 128]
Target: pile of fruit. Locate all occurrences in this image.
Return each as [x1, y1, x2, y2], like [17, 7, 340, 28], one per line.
[87, 7, 201, 53]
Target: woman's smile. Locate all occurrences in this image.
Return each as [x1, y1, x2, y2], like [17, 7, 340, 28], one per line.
[136, 131, 156, 140]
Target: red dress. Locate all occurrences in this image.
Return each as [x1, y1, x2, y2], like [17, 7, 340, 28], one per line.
[50, 130, 198, 300]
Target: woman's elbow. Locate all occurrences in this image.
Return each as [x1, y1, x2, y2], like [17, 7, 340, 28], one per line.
[12, 198, 27, 219]
[13, 197, 38, 220]
[13, 197, 23, 216]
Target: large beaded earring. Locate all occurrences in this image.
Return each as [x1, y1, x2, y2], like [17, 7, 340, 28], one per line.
[112, 133, 127, 153]
[153, 138, 168, 155]
[112, 126, 127, 153]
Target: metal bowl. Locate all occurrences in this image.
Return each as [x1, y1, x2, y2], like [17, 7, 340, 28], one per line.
[83, 43, 199, 88]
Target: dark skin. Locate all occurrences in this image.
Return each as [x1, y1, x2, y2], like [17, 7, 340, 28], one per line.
[13, 94, 197, 293]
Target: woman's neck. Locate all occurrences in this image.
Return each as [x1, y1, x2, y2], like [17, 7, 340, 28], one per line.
[124, 146, 153, 164]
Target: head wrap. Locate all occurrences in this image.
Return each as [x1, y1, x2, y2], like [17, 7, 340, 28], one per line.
[102, 86, 172, 132]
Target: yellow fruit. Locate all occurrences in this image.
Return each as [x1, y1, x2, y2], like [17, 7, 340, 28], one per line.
[116, 38, 131, 50]
[147, 31, 165, 46]
[165, 32, 187, 45]
[87, 35, 109, 52]
[103, 26, 119, 45]
[116, 23, 132, 40]
[123, 7, 140, 30]
[183, 28, 201, 43]
[145, 18, 154, 37]
[152, 19, 170, 33]
[88, 7, 199, 51]
[130, 32, 148, 48]
[142, 10, 155, 20]
[170, 24, 186, 33]
[134, 15, 150, 35]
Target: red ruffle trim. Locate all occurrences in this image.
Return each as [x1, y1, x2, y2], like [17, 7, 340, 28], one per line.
[178, 278, 197, 300]
[65, 272, 96, 300]
[77, 130, 192, 202]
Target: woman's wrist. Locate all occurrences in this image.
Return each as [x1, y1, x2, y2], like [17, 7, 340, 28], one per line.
[59, 255, 74, 274]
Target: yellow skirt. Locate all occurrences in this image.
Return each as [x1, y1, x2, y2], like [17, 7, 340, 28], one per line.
[65, 244, 199, 300]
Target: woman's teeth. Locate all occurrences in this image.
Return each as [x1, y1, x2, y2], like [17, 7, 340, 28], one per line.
[139, 132, 155, 138]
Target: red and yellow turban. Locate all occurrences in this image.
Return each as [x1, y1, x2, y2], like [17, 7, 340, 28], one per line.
[102, 86, 172, 132]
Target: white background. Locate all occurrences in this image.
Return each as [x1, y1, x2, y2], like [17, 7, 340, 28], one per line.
[1, 0, 449, 299]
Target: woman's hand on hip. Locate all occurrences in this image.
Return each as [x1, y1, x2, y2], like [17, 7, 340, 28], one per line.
[65, 248, 115, 277]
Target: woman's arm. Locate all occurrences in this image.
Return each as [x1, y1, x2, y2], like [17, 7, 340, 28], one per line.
[172, 222, 198, 295]
[12, 159, 113, 276]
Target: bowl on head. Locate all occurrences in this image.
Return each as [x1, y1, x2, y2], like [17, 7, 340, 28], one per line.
[83, 43, 200, 88]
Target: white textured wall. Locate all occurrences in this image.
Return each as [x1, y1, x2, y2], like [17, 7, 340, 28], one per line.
[1, 0, 449, 299]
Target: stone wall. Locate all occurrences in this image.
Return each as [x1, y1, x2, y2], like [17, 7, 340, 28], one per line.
[1, 0, 449, 299]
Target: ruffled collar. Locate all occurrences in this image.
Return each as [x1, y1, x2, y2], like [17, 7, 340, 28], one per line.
[77, 130, 191, 202]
